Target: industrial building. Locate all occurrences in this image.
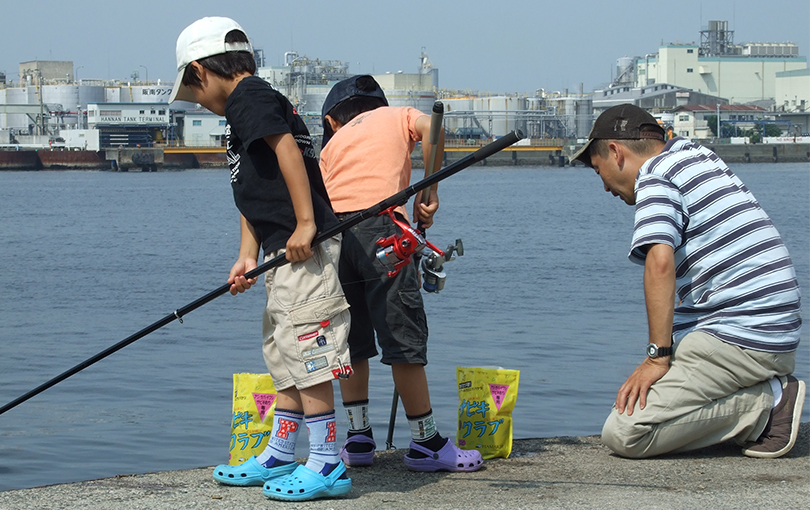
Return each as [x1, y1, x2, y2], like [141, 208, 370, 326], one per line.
[670, 104, 771, 139]
[254, 49, 440, 136]
[86, 102, 171, 147]
[631, 21, 806, 106]
[774, 68, 809, 112]
[441, 93, 592, 141]
[1, 25, 806, 155]
[0, 60, 197, 147]
[773, 68, 810, 133]
[592, 82, 728, 114]
[181, 110, 227, 148]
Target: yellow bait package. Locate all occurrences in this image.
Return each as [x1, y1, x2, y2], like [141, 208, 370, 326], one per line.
[456, 366, 520, 459]
[229, 373, 278, 465]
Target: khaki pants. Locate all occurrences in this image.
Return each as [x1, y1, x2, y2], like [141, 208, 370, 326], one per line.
[261, 236, 352, 391]
[602, 330, 795, 458]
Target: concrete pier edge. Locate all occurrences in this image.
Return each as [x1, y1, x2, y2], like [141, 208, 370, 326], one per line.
[1, 423, 807, 509]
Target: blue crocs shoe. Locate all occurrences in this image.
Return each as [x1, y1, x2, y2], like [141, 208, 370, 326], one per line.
[263, 461, 352, 501]
[212, 456, 297, 486]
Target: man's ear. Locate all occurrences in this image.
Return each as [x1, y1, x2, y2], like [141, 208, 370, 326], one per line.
[609, 141, 625, 169]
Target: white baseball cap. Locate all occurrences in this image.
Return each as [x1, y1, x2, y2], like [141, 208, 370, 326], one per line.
[169, 17, 253, 103]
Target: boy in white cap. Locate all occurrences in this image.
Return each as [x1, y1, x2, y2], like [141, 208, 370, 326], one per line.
[170, 16, 352, 501]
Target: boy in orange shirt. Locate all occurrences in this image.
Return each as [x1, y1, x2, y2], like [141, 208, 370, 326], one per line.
[319, 75, 483, 472]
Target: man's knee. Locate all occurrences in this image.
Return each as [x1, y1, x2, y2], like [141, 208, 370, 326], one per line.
[601, 410, 650, 459]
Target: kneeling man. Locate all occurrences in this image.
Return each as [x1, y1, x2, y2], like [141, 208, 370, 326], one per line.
[573, 104, 805, 458]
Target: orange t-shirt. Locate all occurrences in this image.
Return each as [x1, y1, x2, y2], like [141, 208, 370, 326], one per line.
[319, 106, 426, 219]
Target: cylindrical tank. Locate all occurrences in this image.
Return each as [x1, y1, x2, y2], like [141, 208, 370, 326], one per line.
[615, 56, 635, 85]
[384, 89, 436, 114]
[41, 84, 107, 128]
[42, 85, 80, 110]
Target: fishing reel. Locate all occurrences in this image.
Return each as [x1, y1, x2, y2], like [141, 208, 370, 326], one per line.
[375, 207, 443, 278]
[420, 238, 463, 293]
[374, 206, 464, 292]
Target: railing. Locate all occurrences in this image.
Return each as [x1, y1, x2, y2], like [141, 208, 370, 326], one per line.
[157, 137, 567, 151]
[161, 140, 226, 149]
[443, 138, 566, 149]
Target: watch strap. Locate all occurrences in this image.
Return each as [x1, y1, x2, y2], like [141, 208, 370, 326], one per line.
[647, 343, 672, 358]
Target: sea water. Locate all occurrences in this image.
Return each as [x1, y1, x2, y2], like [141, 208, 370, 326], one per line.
[0, 163, 807, 491]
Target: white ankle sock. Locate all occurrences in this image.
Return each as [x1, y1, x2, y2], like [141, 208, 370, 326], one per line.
[407, 410, 438, 441]
[304, 411, 340, 475]
[256, 409, 303, 467]
[769, 377, 783, 408]
[343, 399, 371, 434]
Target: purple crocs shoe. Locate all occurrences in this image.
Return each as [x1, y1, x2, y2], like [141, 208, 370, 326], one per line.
[403, 440, 483, 472]
[339, 435, 377, 467]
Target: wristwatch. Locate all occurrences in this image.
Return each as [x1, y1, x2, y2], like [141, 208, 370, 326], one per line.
[646, 343, 672, 358]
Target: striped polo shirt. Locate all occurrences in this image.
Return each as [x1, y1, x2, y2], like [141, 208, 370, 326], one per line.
[630, 138, 801, 352]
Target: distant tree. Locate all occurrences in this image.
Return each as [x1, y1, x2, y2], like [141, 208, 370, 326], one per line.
[707, 115, 718, 137]
[742, 127, 762, 144]
[763, 123, 783, 137]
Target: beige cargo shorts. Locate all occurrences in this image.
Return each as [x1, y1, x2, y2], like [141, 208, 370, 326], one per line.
[261, 236, 352, 390]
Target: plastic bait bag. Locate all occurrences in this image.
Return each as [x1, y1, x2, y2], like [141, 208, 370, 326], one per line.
[228, 373, 278, 465]
[456, 366, 520, 459]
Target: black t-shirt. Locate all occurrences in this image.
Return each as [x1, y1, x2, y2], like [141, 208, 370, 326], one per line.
[225, 76, 338, 253]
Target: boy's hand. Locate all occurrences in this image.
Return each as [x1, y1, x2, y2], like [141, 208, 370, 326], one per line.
[414, 191, 439, 229]
[285, 221, 316, 262]
[228, 257, 258, 295]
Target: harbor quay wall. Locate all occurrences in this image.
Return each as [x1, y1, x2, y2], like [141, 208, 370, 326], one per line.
[1, 143, 807, 171]
[37, 150, 108, 170]
[0, 148, 226, 171]
[564, 142, 810, 167]
[415, 147, 567, 168]
[427, 143, 810, 167]
[703, 142, 810, 164]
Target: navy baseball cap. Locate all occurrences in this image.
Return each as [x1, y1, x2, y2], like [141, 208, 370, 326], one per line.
[321, 75, 388, 147]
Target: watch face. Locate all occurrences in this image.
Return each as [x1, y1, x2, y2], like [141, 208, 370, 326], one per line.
[647, 344, 657, 357]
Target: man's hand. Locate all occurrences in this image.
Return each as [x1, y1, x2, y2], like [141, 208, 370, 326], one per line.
[615, 357, 670, 415]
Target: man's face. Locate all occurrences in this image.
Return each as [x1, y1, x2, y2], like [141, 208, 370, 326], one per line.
[590, 148, 636, 206]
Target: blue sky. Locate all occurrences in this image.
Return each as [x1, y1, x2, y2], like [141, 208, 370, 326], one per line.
[3, 0, 808, 94]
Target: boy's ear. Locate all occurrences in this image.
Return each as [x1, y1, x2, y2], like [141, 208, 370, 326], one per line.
[189, 61, 207, 84]
[324, 114, 343, 133]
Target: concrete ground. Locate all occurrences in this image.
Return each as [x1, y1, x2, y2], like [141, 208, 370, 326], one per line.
[0, 423, 807, 510]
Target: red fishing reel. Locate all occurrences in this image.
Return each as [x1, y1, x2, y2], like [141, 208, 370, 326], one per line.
[375, 206, 443, 278]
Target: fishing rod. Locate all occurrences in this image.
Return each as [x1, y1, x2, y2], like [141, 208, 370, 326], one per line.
[417, 101, 462, 294]
[386, 101, 444, 450]
[418, 101, 444, 227]
[0, 129, 524, 417]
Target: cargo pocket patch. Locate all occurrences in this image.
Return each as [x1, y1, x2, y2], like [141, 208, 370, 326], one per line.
[289, 296, 351, 378]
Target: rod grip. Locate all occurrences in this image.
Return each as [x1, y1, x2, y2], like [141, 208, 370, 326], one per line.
[428, 101, 444, 146]
[421, 101, 445, 208]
